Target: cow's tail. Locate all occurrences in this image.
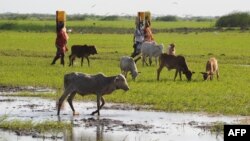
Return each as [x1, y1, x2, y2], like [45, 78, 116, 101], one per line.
[158, 53, 164, 67]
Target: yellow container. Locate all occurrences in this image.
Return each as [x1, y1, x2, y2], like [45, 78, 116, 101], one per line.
[138, 12, 145, 22]
[145, 11, 151, 22]
[56, 11, 66, 22]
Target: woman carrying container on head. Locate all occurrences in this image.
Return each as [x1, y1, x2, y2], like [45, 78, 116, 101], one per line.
[144, 21, 154, 42]
[51, 23, 69, 66]
[131, 17, 144, 58]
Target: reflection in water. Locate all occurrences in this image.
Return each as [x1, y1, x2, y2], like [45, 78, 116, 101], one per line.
[96, 117, 104, 141]
[0, 96, 248, 141]
[58, 116, 105, 141]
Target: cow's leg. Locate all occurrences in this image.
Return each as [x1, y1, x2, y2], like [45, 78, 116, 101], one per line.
[149, 57, 152, 66]
[157, 65, 164, 81]
[155, 57, 158, 66]
[216, 70, 219, 80]
[86, 57, 90, 67]
[57, 88, 71, 115]
[81, 57, 84, 66]
[179, 71, 182, 80]
[142, 55, 145, 66]
[91, 96, 105, 116]
[67, 92, 78, 115]
[174, 70, 178, 81]
[72, 56, 75, 67]
[68, 55, 72, 66]
[69, 55, 75, 67]
[99, 97, 105, 109]
[125, 71, 128, 78]
[91, 94, 101, 116]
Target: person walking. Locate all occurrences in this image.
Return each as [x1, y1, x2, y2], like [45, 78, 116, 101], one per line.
[51, 23, 69, 66]
[131, 22, 144, 58]
[144, 21, 154, 42]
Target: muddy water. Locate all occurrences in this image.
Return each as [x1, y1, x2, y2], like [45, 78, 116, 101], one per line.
[0, 96, 248, 141]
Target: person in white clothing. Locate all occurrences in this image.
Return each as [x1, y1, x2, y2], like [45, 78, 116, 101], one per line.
[131, 18, 144, 58]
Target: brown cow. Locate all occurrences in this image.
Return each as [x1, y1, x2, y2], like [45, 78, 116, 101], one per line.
[157, 53, 195, 81]
[200, 57, 219, 80]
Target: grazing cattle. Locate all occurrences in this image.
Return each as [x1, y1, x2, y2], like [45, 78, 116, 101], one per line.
[167, 43, 175, 56]
[141, 42, 164, 66]
[120, 56, 139, 80]
[157, 53, 195, 81]
[69, 45, 97, 67]
[200, 57, 219, 80]
[57, 72, 129, 116]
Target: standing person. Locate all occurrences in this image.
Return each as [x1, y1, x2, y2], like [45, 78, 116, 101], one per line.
[131, 23, 144, 58]
[144, 21, 154, 42]
[51, 23, 69, 66]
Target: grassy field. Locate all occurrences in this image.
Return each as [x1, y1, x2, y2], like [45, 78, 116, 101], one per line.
[0, 19, 216, 33]
[0, 25, 250, 115]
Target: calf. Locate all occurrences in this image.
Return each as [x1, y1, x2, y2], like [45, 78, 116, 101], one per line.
[69, 45, 97, 67]
[157, 53, 195, 81]
[57, 72, 129, 116]
[120, 56, 139, 80]
[200, 57, 219, 80]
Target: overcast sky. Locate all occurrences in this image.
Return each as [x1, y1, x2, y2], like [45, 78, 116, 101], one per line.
[0, 0, 249, 17]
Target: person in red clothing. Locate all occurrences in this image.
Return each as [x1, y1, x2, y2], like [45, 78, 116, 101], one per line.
[144, 21, 154, 42]
[51, 23, 69, 66]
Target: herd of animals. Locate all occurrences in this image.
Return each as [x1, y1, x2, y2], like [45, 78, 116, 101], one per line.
[57, 42, 219, 116]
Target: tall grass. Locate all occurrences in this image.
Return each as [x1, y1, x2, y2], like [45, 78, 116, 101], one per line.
[0, 31, 250, 115]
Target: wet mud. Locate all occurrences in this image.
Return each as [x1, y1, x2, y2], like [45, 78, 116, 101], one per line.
[0, 85, 56, 95]
[0, 92, 249, 141]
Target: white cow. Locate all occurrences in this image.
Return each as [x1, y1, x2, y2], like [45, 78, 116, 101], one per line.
[141, 42, 164, 66]
[57, 72, 129, 116]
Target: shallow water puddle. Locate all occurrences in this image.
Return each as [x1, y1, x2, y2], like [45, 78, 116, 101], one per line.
[0, 96, 249, 141]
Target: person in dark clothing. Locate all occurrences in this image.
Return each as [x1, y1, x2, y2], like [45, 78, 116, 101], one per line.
[51, 23, 69, 66]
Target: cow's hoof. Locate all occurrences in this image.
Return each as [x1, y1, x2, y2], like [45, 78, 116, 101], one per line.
[73, 111, 80, 116]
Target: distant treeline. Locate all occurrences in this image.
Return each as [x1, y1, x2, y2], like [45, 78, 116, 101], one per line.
[0, 13, 216, 21]
[1, 12, 250, 26]
[0, 13, 135, 21]
[155, 15, 216, 22]
[216, 12, 250, 29]
[0, 12, 250, 33]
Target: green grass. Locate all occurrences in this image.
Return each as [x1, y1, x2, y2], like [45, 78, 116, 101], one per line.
[0, 31, 250, 115]
[0, 119, 72, 134]
[0, 19, 216, 33]
[0, 19, 215, 29]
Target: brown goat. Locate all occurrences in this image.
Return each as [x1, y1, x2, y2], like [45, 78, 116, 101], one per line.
[200, 57, 219, 80]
